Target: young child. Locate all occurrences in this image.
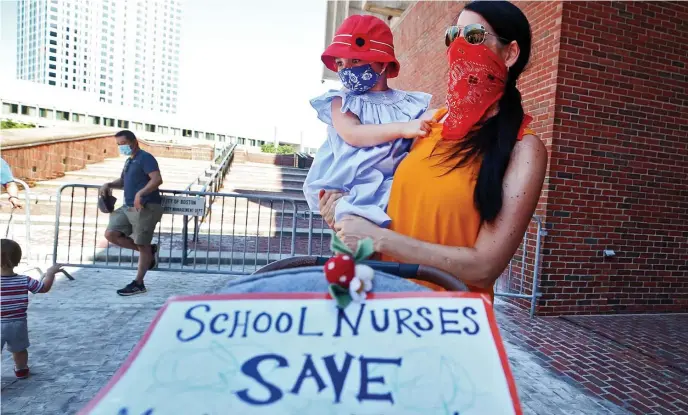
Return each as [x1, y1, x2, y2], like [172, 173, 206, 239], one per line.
[1, 239, 62, 379]
[304, 15, 432, 228]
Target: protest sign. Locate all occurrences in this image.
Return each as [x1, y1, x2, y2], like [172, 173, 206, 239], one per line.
[80, 292, 521, 415]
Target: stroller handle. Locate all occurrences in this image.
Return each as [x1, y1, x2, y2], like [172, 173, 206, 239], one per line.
[252, 256, 469, 292]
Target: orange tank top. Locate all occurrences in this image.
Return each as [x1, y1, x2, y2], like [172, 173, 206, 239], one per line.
[382, 108, 535, 299]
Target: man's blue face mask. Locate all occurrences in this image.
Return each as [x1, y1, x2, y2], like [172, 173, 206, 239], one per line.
[118, 144, 132, 156]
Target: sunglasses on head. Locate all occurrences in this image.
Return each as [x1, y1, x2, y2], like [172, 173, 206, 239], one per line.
[445, 23, 510, 47]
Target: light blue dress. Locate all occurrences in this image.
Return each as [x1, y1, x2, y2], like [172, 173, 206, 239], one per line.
[303, 89, 431, 227]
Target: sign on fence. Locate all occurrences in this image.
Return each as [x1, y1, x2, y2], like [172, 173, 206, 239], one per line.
[81, 293, 521, 415]
[161, 195, 205, 216]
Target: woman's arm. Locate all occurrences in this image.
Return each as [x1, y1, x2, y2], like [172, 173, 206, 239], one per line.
[331, 98, 431, 147]
[335, 134, 548, 289]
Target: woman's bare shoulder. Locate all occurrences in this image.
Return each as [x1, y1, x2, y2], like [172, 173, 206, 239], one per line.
[511, 134, 548, 173]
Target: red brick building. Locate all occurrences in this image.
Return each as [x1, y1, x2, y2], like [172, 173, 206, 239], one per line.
[324, 1, 687, 316]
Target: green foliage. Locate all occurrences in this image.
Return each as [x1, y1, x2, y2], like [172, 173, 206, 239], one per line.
[260, 143, 295, 155]
[260, 143, 276, 153]
[1, 119, 36, 129]
[276, 145, 295, 155]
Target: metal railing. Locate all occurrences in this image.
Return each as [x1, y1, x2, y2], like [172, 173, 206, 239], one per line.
[50, 184, 543, 314]
[493, 216, 544, 317]
[2, 179, 51, 278]
[51, 185, 331, 274]
[181, 143, 237, 263]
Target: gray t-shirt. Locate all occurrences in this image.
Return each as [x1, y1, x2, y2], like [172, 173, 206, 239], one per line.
[121, 150, 162, 206]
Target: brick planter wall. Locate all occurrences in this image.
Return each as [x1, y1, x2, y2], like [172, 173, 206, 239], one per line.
[1, 134, 215, 182]
[247, 152, 297, 167]
[235, 148, 313, 169]
[383, 1, 688, 315]
[139, 141, 214, 161]
[1, 135, 119, 181]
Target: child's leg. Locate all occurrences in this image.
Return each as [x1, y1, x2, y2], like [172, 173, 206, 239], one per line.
[13, 349, 28, 369]
[2, 319, 31, 375]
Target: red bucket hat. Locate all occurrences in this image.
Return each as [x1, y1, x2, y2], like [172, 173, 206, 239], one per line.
[322, 15, 400, 79]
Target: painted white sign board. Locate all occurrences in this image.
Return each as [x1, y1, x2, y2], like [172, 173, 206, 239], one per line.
[161, 195, 205, 217]
[80, 293, 522, 415]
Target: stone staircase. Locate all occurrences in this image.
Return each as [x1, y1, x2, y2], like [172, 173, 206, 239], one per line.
[223, 162, 308, 200]
[196, 159, 332, 263]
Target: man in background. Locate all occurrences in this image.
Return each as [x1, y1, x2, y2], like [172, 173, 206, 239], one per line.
[99, 130, 163, 296]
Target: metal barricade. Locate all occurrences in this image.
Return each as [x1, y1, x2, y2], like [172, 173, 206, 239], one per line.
[51, 185, 312, 275]
[2, 178, 47, 277]
[493, 216, 544, 317]
[181, 143, 236, 262]
[50, 181, 541, 315]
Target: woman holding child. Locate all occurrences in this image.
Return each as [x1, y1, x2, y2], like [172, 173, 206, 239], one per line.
[316, 1, 547, 300]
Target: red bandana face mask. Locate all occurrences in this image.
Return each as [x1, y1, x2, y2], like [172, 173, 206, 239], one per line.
[442, 37, 508, 140]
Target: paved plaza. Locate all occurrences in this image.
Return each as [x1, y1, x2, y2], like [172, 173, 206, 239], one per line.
[1, 266, 658, 415]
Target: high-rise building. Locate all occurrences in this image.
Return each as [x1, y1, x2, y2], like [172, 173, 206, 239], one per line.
[15, 0, 182, 114]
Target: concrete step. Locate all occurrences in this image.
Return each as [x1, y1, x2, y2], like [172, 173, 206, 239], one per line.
[228, 165, 308, 176]
[229, 163, 309, 176]
[223, 182, 304, 195]
[222, 176, 305, 188]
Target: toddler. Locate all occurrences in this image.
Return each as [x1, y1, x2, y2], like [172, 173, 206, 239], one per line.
[1, 239, 62, 378]
[304, 15, 432, 228]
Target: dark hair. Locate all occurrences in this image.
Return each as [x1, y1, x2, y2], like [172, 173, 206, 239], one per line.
[1, 239, 22, 268]
[115, 130, 137, 142]
[434, 1, 532, 222]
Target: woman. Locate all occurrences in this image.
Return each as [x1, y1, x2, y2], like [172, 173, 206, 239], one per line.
[319, 0, 548, 299]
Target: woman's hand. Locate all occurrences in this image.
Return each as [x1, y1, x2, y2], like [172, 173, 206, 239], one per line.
[318, 190, 344, 228]
[335, 215, 383, 251]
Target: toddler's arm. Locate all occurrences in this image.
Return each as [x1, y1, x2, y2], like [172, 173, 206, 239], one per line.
[331, 98, 431, 147]
[36, 264, 63, 293]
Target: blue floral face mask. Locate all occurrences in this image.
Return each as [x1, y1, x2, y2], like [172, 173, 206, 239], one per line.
[338, 64, 382, 94]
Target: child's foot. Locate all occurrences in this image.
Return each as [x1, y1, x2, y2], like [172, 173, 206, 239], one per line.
[117, 280, 147, 296]
[14, 367, 29, 379]
[149, 244, 158, 270]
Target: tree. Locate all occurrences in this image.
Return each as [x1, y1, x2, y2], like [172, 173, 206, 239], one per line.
[1, 119, 36, 129]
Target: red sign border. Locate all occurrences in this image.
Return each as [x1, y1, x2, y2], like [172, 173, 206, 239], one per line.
[80, 292, 522, 415]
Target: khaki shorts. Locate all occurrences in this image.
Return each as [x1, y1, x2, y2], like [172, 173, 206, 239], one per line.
[107, 204, 164, 245]
[1, 319, 30, 353]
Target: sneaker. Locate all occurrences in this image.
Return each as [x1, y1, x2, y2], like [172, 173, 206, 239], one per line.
[14, 367, 29, 379]
[149, 244, 158, 270]
[117, 280, 147, 296]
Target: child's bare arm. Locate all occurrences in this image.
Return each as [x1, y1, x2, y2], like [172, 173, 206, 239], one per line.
[38, 264, 63, 293]
[331, 98, 431, 147]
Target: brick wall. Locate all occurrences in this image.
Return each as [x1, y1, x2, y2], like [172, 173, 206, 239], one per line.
[234, 147, 313, 169]
[540, 1, 688, 315]
[1, 135, 119, 181]
[389, 1, 464, 108]
[381, 1, 688, 315]
[139, 141, 214, 161]
[490, 2, 563, 311]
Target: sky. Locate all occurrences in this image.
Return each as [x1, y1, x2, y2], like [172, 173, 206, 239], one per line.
[0, 0, 341, 147]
